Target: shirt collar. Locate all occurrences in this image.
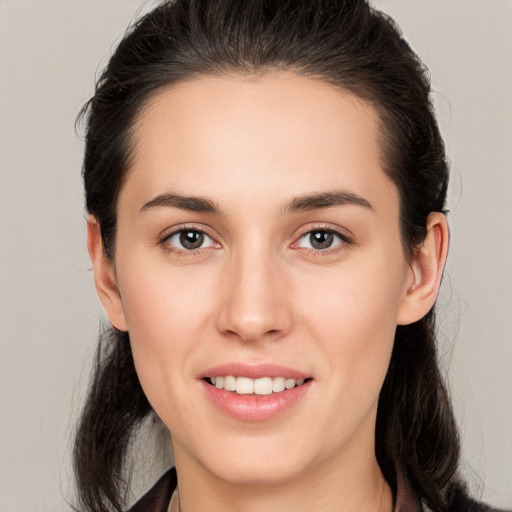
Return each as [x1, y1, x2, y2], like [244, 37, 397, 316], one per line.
[395, 471, 425, 512]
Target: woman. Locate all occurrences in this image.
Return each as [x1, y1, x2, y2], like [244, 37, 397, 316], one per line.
[74, 1, 509, 511]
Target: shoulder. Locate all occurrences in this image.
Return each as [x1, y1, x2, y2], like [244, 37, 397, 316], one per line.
[126, 467, 177, 512]
[399, 472, 510, 512]
[443, 481, 511, 512]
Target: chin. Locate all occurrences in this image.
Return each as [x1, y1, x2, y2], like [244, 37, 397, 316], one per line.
[174, 430, 319, 486]
[207, 455, 310, 486]
[207, 437, 348, 487]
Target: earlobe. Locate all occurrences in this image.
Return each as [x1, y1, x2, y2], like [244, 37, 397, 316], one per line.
[87, 216, 128, 331]
[397, 212, 449, 325]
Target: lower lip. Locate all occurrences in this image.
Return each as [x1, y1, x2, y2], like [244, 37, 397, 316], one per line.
[201, 380, 312, 422]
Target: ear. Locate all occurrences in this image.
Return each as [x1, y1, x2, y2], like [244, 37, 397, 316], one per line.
[87, 215, 128, 331]
[397, 212, 449, 325]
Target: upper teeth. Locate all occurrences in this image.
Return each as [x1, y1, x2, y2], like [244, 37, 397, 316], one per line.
[210, 376, 305, 395]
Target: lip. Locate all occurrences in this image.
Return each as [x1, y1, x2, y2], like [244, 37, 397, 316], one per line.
[200, 363, 309, 380]
[199, 363, 313, 422]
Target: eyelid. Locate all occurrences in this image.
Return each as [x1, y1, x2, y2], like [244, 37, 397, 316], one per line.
[290, 224, 355, 253]
[157, 222, 354, 255]
[159, 224, 221, 253]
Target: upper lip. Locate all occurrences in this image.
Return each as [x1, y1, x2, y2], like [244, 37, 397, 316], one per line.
[200, 363, 310, 380]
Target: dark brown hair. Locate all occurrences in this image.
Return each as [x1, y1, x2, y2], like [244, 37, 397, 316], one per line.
[75, 1, 461, 511]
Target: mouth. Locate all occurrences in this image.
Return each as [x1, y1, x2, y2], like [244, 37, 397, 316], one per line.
[205, 376, 311, 396]
[200, 363, 313, 421]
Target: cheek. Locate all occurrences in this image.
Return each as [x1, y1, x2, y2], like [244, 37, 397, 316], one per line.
[115, 255, 219, 402]
[299, 255, 405, 337]
[297, 254, 406, 398]
[119, 252, 217, 338]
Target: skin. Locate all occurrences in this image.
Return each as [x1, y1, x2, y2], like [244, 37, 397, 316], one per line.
[88, 73, 448, 512]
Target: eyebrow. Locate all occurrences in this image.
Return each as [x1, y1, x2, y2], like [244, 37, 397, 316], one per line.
[140, 189, 373, 216]
[285, 190, 373, 213]
[140, 193, 222, 215]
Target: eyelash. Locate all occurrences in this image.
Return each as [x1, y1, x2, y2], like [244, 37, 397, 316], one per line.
[160, 225, 219, 256]
[159, 225, 354, 256]
[293, 227, 354, 256]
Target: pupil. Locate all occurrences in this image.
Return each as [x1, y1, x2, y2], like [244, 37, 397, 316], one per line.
[180, 230, 204, 249]
[311, 231, 333, 250]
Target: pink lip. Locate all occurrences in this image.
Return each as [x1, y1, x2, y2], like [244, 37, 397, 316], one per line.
[199, 363, 313, 422]
[200, 363, 309, 380]
[201, 381, 312, 422]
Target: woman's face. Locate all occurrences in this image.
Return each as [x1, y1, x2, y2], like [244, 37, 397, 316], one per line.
[103, 73, 420, 484]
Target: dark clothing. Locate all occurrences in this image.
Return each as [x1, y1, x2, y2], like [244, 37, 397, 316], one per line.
[127, 467, 508, 512]
[128, 468, 177, 512]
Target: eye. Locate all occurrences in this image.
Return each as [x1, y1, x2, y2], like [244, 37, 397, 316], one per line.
[297, 229, 347, 251]
[164, 229, 217, 251]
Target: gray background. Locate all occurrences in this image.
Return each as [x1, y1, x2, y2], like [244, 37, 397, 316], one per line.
[0, 1, 510, 510]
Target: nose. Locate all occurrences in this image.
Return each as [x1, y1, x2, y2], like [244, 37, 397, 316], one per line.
[215, 246, 293, 343]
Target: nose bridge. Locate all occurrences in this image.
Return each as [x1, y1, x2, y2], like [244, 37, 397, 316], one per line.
[217, 237, 291, 342]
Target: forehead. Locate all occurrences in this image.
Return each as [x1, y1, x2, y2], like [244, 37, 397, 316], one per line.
[124, 72, 396, 214]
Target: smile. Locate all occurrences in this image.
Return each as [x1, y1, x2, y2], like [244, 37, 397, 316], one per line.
[207, 376, 307, 395]
[201, 364, 313, 421]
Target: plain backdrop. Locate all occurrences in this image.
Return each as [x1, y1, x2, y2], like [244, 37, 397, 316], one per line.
[0, 1, 510, 510]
